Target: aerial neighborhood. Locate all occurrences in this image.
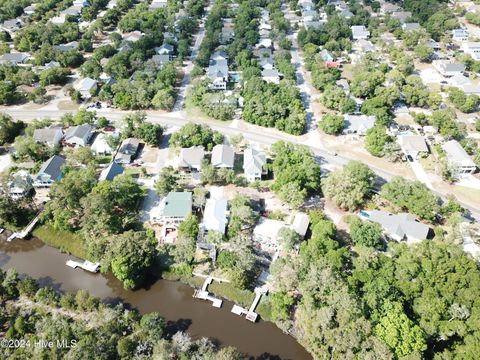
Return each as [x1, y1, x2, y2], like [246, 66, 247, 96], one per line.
[1, 1, 480, 359]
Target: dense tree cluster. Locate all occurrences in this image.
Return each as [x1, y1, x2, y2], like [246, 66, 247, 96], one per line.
[323, 161, 375, 211]
[448, 87, 480, 113]
[188, 79, 236, 121]
[242, 78, 306, 135]
[0, 113, 24, 146]
[270, 141, 321, 206]
[380, 176, 439, 221]
[121, 112, 163, 146]
[169, 123, 223, 151]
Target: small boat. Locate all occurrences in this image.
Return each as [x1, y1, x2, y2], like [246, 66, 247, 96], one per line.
[0, 228, 4, 234]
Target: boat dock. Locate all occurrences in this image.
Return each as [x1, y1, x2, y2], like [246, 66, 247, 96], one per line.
[6, 213, 41, 242]
[66, 260, 100, 273]
[192, 275, 223, 308]
[231, 286, 268, 322]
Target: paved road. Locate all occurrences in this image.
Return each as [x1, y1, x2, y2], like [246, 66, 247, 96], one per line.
[2, 106, 480, 219]
[172, 1, 212, 111]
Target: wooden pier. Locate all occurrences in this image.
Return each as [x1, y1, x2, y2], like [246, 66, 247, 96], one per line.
[192, 275, 223, 308]
[231, 286, 268, 322]
[6, 213, 41, 242]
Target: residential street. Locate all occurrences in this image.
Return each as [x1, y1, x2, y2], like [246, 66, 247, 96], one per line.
[2, 105, 480, 221]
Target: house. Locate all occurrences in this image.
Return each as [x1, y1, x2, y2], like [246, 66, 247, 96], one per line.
[433, 61, 466, 77]
[211, 144, 234, 168]
[359, 210, 430, 243]
[391, 11, 412, 24]
[50, 15, 67, 25]
[44, 61, 61, 69]
[380, 2, 400, 14]
[99, 72, 115, 86]
[289, 212, 309, 238]
[23, 4, 37, 16]
[149, 0, 168, 10]
[398, 135, 429, 159]
[299, 0, 314, 11]
[151, 54, 171, 68]
[351, 25, 370, 40]
[461, 42, 480, 61]
[178, 146, 205, 172]
[33, 128, 63, 147]
[54, 41, 79, 52]
[243, 148, 267, 182]
[256, 38, 273, 49]
[259, 57, 275, 70]
[452, 28, 469, 42]
[64, 124, 94, 147]
[253, 218, 285, 252]
[122, 31, 143, 43]
[99, 162, 124, 181]
[202, 198, 228, 234]
[34, 155, 66, 187]
[342, 114, 376, 135]
[158, 192, 193, 224]
[0, 53, 29, 65]
[115, 138, 140, 163]
[261, 68, 281, 84]
[72, 0, 89, 7]
[402, 22, 421, 31]
[339, 9, 354, 19]
[442, 140, 477, 174]
[207, 56, 229, 90]
[1, 19, 22, 35]
[319, 49, 334, 62]
[7, 170, 33, 199]
[155, 43, 174, 59]
[91, 133, 114, 155]
[221, 22, 235, 43]
[107, 0, 117, 8]
[74, 78, 98, 99]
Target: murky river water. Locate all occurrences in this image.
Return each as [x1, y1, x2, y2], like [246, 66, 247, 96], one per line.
[0, 235, 311, 359]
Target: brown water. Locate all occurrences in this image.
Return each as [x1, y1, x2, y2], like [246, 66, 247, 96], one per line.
[0, 235, 311, 360]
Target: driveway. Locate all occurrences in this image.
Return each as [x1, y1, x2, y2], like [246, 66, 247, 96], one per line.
[408, 158, 433, 189]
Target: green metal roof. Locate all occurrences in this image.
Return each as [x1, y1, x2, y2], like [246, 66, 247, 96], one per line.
[164, 192, 192, 217]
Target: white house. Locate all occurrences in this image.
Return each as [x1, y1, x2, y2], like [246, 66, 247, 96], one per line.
[351, 25, 370, 40]
[261, 68, 281, 84]
[452, 28, 469, 42]
[342, 114, 376, 135]
[398, 135, 429, 159]
[74, 78, 98, 99]
[211, 144, 234, 168]
[91, 133, 115, 155]
[243, 148, 267, 182]
[202, 198, 228, 235]
[442, 140, 477, 174]
[433, 61, 466, 77]
[461, 42, 480, 61]
[64, 124, 94, 147]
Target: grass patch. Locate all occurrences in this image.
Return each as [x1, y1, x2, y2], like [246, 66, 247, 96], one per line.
[32, 224, 88, 260]
[95, 155, 112, 165]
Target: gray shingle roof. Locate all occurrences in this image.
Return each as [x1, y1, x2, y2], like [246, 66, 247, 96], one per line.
[211, 144, 234, 168]
[99, 162, 124, 181]
[64, 124, 93, 141]
[37, 155, 66, 181]
[365, 210, 430, 241]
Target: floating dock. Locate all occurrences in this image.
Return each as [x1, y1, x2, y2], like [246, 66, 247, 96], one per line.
[192, 276, 223, 308]
[66, 260, 100, 273]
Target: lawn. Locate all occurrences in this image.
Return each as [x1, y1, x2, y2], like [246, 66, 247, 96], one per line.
[32, 224, 88, 260]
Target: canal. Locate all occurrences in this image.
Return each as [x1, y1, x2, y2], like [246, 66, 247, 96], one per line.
[0, 235, 312, 360]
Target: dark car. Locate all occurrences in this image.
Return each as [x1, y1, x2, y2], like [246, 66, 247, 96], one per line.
[407, 155, 414, 162]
